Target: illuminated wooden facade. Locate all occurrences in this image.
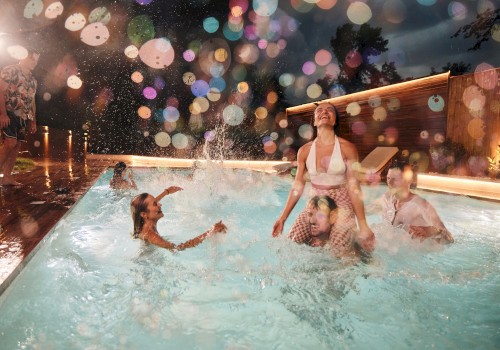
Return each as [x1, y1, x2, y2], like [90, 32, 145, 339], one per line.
[285, 69, 499, 164]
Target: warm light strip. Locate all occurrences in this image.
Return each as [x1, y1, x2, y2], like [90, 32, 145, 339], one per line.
[286, 72, 450, 115]
[417, 173, 500, 201]
[87, 154, 291, 172]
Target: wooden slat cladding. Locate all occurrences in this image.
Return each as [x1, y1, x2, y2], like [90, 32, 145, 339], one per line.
[286, 73, 450, 160]
[447, 68, 500, 159]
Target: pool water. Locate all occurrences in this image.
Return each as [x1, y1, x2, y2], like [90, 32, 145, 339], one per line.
[0, 166, 498, 349]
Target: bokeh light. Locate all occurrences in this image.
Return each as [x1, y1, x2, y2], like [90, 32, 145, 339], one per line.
[383, 0, 407, 24]
[65, 13, 86, 31]
[80, 23, 110, 46]
[345, 50, 363, 68]
[347, 1, 372, 25]
[253, 0, 278, 17]
[384, 127, 399, 144]
[89, 7, 111, 24]
[267, 91, 278, 104]
[298, 124, 314, 140]
[127, 15, 155, 46]
[315, 49, 332, 66]
[306, 84, 322, 99]
[162, 106, 180, 123]
[409, 151, 430, 172]
[237, 81, 249, 93]
[24, 0, 43, 19]
[131, 71, 144, 83]
[302, 61, 316, 75]
[203, 17, 219, 33]
[143, 87, 157, 100]
[316, 0, 338, 10]
[474, 63, 497, 90]
[373, 106, 387, 121]
[467, 118, 486, 139]
[191, 97, 210, 113]
[448, 1, 467, 20]
[387, 97, 401, 111]
[139, 38, 175, 69]
[223, 105, 245, 125]
[138, 106, 152, 119]
[207, 88, 221, 102]
[172, 133, 189, 149]
[492, 24, 500, 42]
[368, 95, 381, 108]
[255, 107, 268, 120]
[352, 121, 367, 135]
[154, 132, 171, 147]
[417, 0, 436, 5]
[428, 94, 445, 112]
[182, 72, 196, 85]
[191, 80, 210, 97]
[462, 85, 486, 112]
[43, 2, 65, 19]
[124, 45, 139, 59]
[279, 73, 295, 87]
[6, 45, 28, 60]
[183, 49, 196, 62]
[346, 102, 361, 116]
[67, 75, 83, 89]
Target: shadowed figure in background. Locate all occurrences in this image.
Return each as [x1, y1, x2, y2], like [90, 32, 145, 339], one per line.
[110, 161, 137, 190]
[368, 160, 454, 244]
[0, 48, 39, 186]
[131, 186, 227, 251]
[272, 102, 375, 253]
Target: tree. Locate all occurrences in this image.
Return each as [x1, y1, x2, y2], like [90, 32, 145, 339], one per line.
[451, 8, 500, 51]
[320, 23, 403, 95]
[430, 61, 472, 76]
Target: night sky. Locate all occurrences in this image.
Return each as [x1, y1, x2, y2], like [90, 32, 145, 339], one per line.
[0, 0, 498, 157]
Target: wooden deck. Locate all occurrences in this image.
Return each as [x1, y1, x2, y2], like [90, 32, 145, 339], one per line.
[0, 155, 115, 293]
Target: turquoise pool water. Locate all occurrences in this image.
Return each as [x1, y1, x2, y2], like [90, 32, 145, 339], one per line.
[0, 166, 498, 349]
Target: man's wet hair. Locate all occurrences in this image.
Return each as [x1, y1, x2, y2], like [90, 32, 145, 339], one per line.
[308, 195, 337, 211]
[388, 159, 410, 172]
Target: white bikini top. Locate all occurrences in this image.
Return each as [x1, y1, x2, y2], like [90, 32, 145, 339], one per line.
[306, 136, 346, 186]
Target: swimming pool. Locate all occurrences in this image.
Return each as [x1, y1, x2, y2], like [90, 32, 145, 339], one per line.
[0, 166, 498, 349]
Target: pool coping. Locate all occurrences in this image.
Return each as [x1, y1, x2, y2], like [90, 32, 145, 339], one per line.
[0, 168, 107, 297]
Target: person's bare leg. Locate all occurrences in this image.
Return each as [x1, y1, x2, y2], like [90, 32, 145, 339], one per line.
[0, 138, 22, 185]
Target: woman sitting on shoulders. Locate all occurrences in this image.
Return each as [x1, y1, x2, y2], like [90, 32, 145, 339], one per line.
[131, 186, 227, 251]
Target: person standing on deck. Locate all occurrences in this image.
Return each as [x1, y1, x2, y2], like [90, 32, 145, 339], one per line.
[0, 48, 39, 186]
[272, 102, 375, 253]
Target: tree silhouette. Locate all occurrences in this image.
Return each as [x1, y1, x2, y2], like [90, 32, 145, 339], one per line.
[430, 61, 472, 76]
[319, 23, 403, 95]
[451, 8, 500, 51]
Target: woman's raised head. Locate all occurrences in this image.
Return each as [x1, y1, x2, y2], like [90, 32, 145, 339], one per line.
[313, 102, 340, 131]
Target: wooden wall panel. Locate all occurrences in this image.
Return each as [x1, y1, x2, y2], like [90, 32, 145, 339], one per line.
[447, 68, 500, 159]
[285, 73, 450, 163]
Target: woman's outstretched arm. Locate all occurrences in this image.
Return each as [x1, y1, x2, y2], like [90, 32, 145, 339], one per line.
[176, 221, 227, 251]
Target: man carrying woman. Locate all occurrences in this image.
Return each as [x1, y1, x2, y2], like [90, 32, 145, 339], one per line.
[272, 102, 375, 256]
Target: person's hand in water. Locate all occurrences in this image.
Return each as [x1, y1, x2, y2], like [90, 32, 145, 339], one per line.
[211, 220, 227, 234]
[272, 219, 284, 237]
[357, 227, 375, 252]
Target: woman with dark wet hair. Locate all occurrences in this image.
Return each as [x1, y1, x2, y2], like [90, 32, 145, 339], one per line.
[110, 161, 137, 190]
[131, 186, 227, 251]
[272, 102, 375, 254]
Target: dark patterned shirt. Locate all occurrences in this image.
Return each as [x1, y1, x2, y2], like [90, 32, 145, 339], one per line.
[1, 64, 37, 120]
